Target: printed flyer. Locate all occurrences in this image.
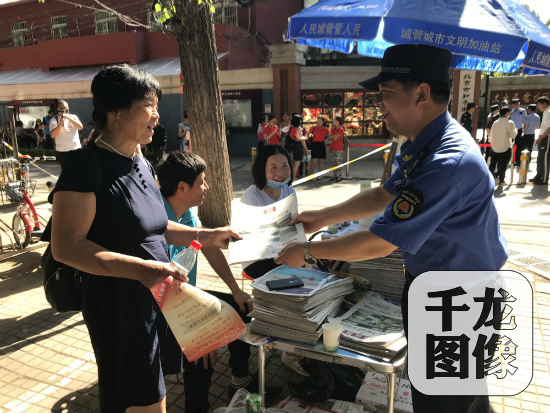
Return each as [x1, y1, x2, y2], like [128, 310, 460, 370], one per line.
[151, 277, 247, 362]
[228, 193, 306, 264]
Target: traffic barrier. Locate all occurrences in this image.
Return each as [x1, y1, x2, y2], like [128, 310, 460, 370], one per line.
[517, 149, 529, 185]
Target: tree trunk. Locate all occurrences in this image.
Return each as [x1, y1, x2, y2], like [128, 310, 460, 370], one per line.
[174, 1, 232, 228]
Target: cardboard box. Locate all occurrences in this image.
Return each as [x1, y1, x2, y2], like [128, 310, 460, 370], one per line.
[355, 372, 413, 413]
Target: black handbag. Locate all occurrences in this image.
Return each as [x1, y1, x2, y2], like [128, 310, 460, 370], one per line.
[285, 127, 297, 153]
[41, 146, 103, 312]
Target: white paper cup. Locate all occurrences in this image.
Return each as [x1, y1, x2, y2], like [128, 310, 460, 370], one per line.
[322, 323, 341, 352]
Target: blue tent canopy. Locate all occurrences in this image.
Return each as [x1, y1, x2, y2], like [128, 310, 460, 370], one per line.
[286, 0, 546, 73]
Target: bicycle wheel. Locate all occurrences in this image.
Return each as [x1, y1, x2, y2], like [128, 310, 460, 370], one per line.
[12, 213, 31, 249]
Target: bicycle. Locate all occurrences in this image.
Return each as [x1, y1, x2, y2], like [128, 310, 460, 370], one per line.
[0, 157, 18, 203]
[8, 155, 54, 248]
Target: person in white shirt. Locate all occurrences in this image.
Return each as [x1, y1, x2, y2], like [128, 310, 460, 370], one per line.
[239, 144, 310, 378]
[532, 96, 550, 185]
[489, 107, 517, 186]
[49, 99, 83, 170]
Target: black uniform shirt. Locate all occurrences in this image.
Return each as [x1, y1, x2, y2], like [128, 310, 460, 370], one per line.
[460, 111, 473, 133]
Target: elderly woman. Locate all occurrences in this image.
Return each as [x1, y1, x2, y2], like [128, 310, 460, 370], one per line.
[51, 64, 238, 413]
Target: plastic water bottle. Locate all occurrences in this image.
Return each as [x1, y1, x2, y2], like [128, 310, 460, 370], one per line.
[171, 240, 202, 276]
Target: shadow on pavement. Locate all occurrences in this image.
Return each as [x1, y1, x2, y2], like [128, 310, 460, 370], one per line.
[0, 249, 45, 299]
[0, 308, 84, 357]
[51, 382, 99, 412]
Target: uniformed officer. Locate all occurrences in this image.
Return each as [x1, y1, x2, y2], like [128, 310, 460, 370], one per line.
[275, 44, 508, 413]
[510, 99, 527, 166]
[521, 104, 540, 166]
[460, 102, 476, 137]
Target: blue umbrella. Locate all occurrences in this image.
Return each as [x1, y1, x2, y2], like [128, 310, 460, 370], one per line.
[285, 0, 542, 73]
[498, 0, 550, 75]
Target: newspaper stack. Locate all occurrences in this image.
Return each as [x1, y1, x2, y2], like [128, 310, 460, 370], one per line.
[328, 295, 406, 361]
[249, 266, 354, 345]
[349, 250, 405, 301]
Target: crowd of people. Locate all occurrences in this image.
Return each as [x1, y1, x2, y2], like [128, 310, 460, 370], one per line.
[256, 111, 345, 183]
[13, 41, 550, 413]
[459, 94, 550, 186]
[481, 97, 548, 186]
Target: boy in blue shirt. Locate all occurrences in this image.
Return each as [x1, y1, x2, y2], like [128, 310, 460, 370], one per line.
[156, 151, 281, 412]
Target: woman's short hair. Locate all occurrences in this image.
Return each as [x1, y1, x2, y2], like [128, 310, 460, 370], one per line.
[253, 145, 293, 190]
[91, 64, 162, 134]
[156, 151, 207, 198]
[334, 116, 342, 126]
[290, 115, 301, 128]
[282, 111, 290, 118]
[259, 115, 268, 124]
[268, 114, 276, 122]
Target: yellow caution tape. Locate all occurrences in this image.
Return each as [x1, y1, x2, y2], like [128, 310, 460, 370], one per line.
[2, 141, 59, 180]
[292, 143, 392, 186]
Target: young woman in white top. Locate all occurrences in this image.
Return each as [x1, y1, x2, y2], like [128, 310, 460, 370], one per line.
[240, 144, 310, 377]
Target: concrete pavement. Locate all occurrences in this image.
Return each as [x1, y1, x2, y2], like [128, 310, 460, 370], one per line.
[1, 152, 550, 413]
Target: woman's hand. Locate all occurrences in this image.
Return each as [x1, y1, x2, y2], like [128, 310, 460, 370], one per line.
[231, 289, 253, 313]
[195, 349, 218, 369]
[138, 260, 189, 289]
[202, 228, 242, 249]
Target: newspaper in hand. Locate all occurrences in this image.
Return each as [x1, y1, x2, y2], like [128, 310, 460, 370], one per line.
[151, 278, 247, 362]
[228, 193, 306, 265]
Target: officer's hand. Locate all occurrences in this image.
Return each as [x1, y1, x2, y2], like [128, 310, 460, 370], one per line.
[536, 136, 543, 145]
[290, 210, 326, 234]
[274, 241, 306, 267]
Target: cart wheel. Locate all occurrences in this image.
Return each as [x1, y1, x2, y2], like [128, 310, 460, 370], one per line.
[12, 214, 31, 249]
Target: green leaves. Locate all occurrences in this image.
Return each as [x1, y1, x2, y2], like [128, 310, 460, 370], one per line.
[210, 6, 215, 13]
[155, 4, 162, 12]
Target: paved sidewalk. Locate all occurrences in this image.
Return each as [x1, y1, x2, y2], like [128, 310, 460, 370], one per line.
[0, 250, 302, 413]
[1, 157, 550, 412]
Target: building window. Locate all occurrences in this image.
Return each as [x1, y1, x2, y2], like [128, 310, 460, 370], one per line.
[213, 3, 238, 26]
[94, 11, 118, 35]
[302, 90, 386, 139]
[146, 3, 163, 32]
[50, 16, 68, 39]
[12, 21, 28, 48]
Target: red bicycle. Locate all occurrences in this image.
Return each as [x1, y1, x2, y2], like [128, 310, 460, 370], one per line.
[7, 155, 53, 248]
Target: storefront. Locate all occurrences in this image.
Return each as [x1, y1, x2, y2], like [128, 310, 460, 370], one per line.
[12, 99, 56, 129]
[301, 89, 388, 139]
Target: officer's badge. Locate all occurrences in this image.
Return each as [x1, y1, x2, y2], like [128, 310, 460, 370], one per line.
[402, 154, 413, 162]
[392, 187, 424, 221]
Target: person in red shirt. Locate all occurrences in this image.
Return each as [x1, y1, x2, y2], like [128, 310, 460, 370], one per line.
[328, 116, 345, 182]
[257, 115, 268, 151]
[287, 115, 309, 178]
[308, 116, 330, 180]
[263, 115, 280, 145]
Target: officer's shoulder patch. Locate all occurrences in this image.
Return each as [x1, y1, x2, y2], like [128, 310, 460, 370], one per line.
[392, 187, 424, 221]
[402, 154, 412, 162]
